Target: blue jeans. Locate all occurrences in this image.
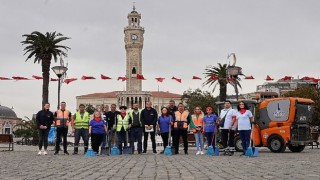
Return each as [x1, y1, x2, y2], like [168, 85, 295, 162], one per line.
[74, 128, 89, 153]
[239, 130, 251, 153]
[205, 132, 214, 147]
[130, 128, 143, 153]
[194, 132, 204, 151]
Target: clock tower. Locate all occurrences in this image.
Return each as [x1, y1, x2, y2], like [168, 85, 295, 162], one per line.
[124, 5, 144, 92]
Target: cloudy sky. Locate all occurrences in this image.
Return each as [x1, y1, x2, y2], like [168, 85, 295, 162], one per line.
[0, 0, 319, 118]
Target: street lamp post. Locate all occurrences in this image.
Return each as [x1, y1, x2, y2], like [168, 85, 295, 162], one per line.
[227, 53, 242, 101]
[52, 66, 68, 110]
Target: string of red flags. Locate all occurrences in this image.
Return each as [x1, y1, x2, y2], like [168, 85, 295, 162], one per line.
[0, 74, 319, 84]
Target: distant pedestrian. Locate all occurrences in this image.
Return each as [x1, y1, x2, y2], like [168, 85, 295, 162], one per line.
[71, 104, 89, 155]
[234, 101, 254, 155]
[141, 101, 158, 154]
[54, 102, 72, 155]
[190, 106, 204, 155]
[157, 107, 173, 154]
[36, 103, 54, 155]
[203, 106, 218, 148]
[89, 111, 108, 154]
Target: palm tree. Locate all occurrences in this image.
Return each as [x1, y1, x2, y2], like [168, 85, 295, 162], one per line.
[203, 63, 241, 101]
[21, 31, 70, 107]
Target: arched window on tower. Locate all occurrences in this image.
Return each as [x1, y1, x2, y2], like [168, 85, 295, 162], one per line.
[131, 67, 137, 75]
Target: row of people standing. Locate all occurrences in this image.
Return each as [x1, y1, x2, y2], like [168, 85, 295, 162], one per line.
[35, 100, 254, 156]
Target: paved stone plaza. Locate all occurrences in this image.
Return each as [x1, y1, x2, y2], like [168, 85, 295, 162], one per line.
[0, 145, 319, 180]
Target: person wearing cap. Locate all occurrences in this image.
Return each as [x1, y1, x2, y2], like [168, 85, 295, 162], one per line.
[115, 106, 132, 154]
[203, 106, 218, 148]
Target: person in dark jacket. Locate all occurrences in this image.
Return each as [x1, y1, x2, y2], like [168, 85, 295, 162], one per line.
[141, 101, 158, 153]
[36, 103, 54, 155]
[129, 103, 143, 154]
[106, 104, 120, 150]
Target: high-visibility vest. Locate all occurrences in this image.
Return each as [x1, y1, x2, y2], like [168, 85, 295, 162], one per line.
[174, 111, 189, 130]
[116, 114, 129, 132]
[129, 109, 142, 127]
[191, 114, 203, 133]
[56, 109, 70, 128]
[74, 111, 89, 129]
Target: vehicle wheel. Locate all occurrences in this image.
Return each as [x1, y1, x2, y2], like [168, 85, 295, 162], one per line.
[234, 136, 243, 152]
[267, 135, 285, 153]
[288, 144, 305, 152]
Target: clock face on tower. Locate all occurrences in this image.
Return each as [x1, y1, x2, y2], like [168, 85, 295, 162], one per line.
[131, 34, 138, 40]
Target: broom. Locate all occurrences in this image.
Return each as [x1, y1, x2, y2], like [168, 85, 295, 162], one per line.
[85, 136, 96, 157]
[245, 124, 253, 157]
[110, 131, 120, 155]
[123, 130, 132, 154]
[213, 132, 220, 156]
[252, 124, 259, 157]
[164, 123, 172, 156]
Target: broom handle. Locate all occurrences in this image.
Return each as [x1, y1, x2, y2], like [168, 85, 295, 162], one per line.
[168, 116, 172, 146]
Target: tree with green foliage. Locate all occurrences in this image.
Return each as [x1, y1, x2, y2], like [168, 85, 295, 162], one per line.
[181, 88, 217, 113]
[85, 104, 97, 115]
[14, 118, 38, 145]
[283, 86, 320, 125]
[21, 31, 70, 107]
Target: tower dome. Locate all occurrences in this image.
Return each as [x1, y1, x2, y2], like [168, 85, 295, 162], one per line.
[0, 105, 17, 118]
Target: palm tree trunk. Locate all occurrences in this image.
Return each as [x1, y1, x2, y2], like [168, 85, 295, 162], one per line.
[41, 56, 51, 107]
[219, 80, 227, 101]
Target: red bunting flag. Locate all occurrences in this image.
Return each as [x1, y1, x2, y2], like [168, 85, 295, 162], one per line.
[64, 78, 77, 84]
[155, 77, 165, 83]
[0, 76, 10, 80]
[12, 76, 29, 80]
[192, 76, 202, 80]
[265, 75, 274, 81]
[227, 77, 235, 82]
[209, 75, 219, 80]
[136, 74, 146, 80]
[50, 78, 59, 81]
[244, 75, 255, 79]
[172, 76, 182, 83]
[301, 76, 319, 83]
[81, 76, 96, 80]
[281, 76, 292, 81]
[117, 76, 128, 81]
[101, 74, 111, 80]
[32, 75, 43, 80]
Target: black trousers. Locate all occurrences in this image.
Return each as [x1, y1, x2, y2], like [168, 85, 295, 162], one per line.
[143, 131, 156, 151]
[173, 129, 188, 153]
[221, 129, 235, 148]
[160, 132, 169, 150]
[38, 128, 50, 150]
[91, 133, 104, 153]
[55, 127, 68, 152]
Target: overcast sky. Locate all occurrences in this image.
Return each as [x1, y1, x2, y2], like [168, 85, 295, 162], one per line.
[0, 0, 319, 118]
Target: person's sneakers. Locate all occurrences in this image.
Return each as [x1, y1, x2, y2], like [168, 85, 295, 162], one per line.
[142, 150, 147, 153]
[54, 151, 59, 155]
[200, 151, 204, 155]
[72, 151, 78, 155]
[43, 150, 48, 155]
[184, 151, 188, 155]
[160, 151, 164, 154]
[196, 151, 200, 155]
[38, 150, 42, 155]
[64, 151, 69, 155]
[153, 150, 157, 154]
[138, 152, 142, 154]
